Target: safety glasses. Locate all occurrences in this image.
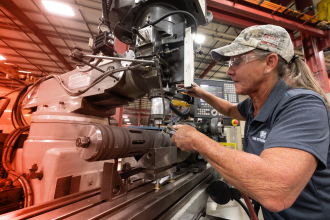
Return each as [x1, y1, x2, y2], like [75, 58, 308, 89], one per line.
[228, 53, 261, 70]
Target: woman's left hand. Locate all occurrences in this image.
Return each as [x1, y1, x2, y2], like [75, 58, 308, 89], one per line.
[171, 125, 199, 152]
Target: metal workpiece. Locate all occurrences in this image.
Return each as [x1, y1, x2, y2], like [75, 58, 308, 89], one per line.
[150, 97, 170, 124]
[76, 124, 172, 162]
[136, 147, 178, 169]
[139, 165, 177, 181]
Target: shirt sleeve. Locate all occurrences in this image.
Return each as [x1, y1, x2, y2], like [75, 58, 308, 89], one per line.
[265, 93, 330, 170]
[237, 97, 251, 119]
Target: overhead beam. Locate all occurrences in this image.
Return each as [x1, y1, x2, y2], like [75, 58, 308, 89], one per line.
[207, 0, 327, 38]
[0, 0, 73, 71]
[199, 60, 218, 78]
[270, 0, 294, 7]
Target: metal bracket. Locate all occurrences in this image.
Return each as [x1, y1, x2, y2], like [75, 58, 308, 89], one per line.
[101, 162, 127, 201]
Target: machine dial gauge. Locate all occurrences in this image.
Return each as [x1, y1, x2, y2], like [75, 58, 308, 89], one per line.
[99, 23, 110, 33]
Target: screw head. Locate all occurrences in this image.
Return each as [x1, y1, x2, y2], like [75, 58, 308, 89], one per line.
[76, 136, 90, 148]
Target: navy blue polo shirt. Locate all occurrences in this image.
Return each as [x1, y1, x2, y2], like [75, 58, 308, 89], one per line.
[237, 78, 330, 220]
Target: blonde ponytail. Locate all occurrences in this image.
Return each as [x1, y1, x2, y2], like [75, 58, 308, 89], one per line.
[252, 49, 330, 110]
[285, 58, 330, 111]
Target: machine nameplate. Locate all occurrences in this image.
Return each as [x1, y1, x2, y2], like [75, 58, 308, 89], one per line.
[68, 71, 91, 90]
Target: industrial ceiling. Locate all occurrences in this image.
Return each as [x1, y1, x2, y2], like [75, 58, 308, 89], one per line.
[0, 0, 329, 126]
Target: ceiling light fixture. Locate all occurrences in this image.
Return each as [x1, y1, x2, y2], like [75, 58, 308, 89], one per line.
[124, 119, 130, 121]
[42, 1, 74, 16]
[194, 34, 206, 44]
[19, 71, 32, 73]
[127, 123, 131, 125]
[0, 55, 6, 60]
[123, 116, 128, 118]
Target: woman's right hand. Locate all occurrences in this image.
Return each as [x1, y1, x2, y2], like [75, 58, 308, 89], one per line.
[186, 83, 205, 99]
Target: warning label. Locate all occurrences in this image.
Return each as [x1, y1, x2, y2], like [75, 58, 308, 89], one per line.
[68, 71, 91, 90]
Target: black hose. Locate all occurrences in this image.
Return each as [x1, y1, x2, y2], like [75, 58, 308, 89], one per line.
[253, 200, 261, 216]
[170, 103, 190, 118]
[142, 11, 198, 33]
[235, 198, 252, 219]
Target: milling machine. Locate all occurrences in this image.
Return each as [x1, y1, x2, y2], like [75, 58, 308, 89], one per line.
[0, 0, 221, 219]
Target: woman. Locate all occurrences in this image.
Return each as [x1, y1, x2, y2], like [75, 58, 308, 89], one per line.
[172, 25, 330, 220]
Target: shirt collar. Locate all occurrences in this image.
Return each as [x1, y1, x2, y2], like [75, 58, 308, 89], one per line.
[249, 78, 290, 122]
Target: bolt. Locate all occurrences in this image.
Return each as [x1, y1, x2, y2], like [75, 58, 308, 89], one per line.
[168, 173, 175, 183]
[122, 162, 132, 172]
[154, 179, 161, 190]
[29, 164, 38, 172]
[88, 180, 93, 185]
[76, 136, 90, 148]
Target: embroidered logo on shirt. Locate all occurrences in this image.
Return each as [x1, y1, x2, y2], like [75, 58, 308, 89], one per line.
[252, 131, 267, 143]
[260, 131, 267, 139]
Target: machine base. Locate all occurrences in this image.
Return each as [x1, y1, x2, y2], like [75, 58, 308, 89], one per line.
[2, 165, 213, 220]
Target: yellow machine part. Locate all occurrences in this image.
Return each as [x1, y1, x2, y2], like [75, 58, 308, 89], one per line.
[220, 142, 237, 150]
[318, 0, 330, 22]
[172, 100, 190, 107]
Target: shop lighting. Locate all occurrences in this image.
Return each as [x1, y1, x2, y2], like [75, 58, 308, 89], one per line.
[194, 34, 205, 44]
[42, 1, 74, 16]
[0, 55, 6, 60]
[4, 110, 11, 112]
[127, 123, 131, 125]
[123, 116, 128, 118]
[19, 71, 32, 73]
[124, 119, 130, 121]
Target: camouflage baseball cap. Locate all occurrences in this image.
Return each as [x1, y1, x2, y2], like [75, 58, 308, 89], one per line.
[211, 24, 294, 63]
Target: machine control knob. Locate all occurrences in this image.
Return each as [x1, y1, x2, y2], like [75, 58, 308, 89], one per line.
[211, 109, 217, 116]
[76, 136, 90, 148]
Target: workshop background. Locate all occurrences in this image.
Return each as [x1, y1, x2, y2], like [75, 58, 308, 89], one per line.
[1, 1, 330, 219]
